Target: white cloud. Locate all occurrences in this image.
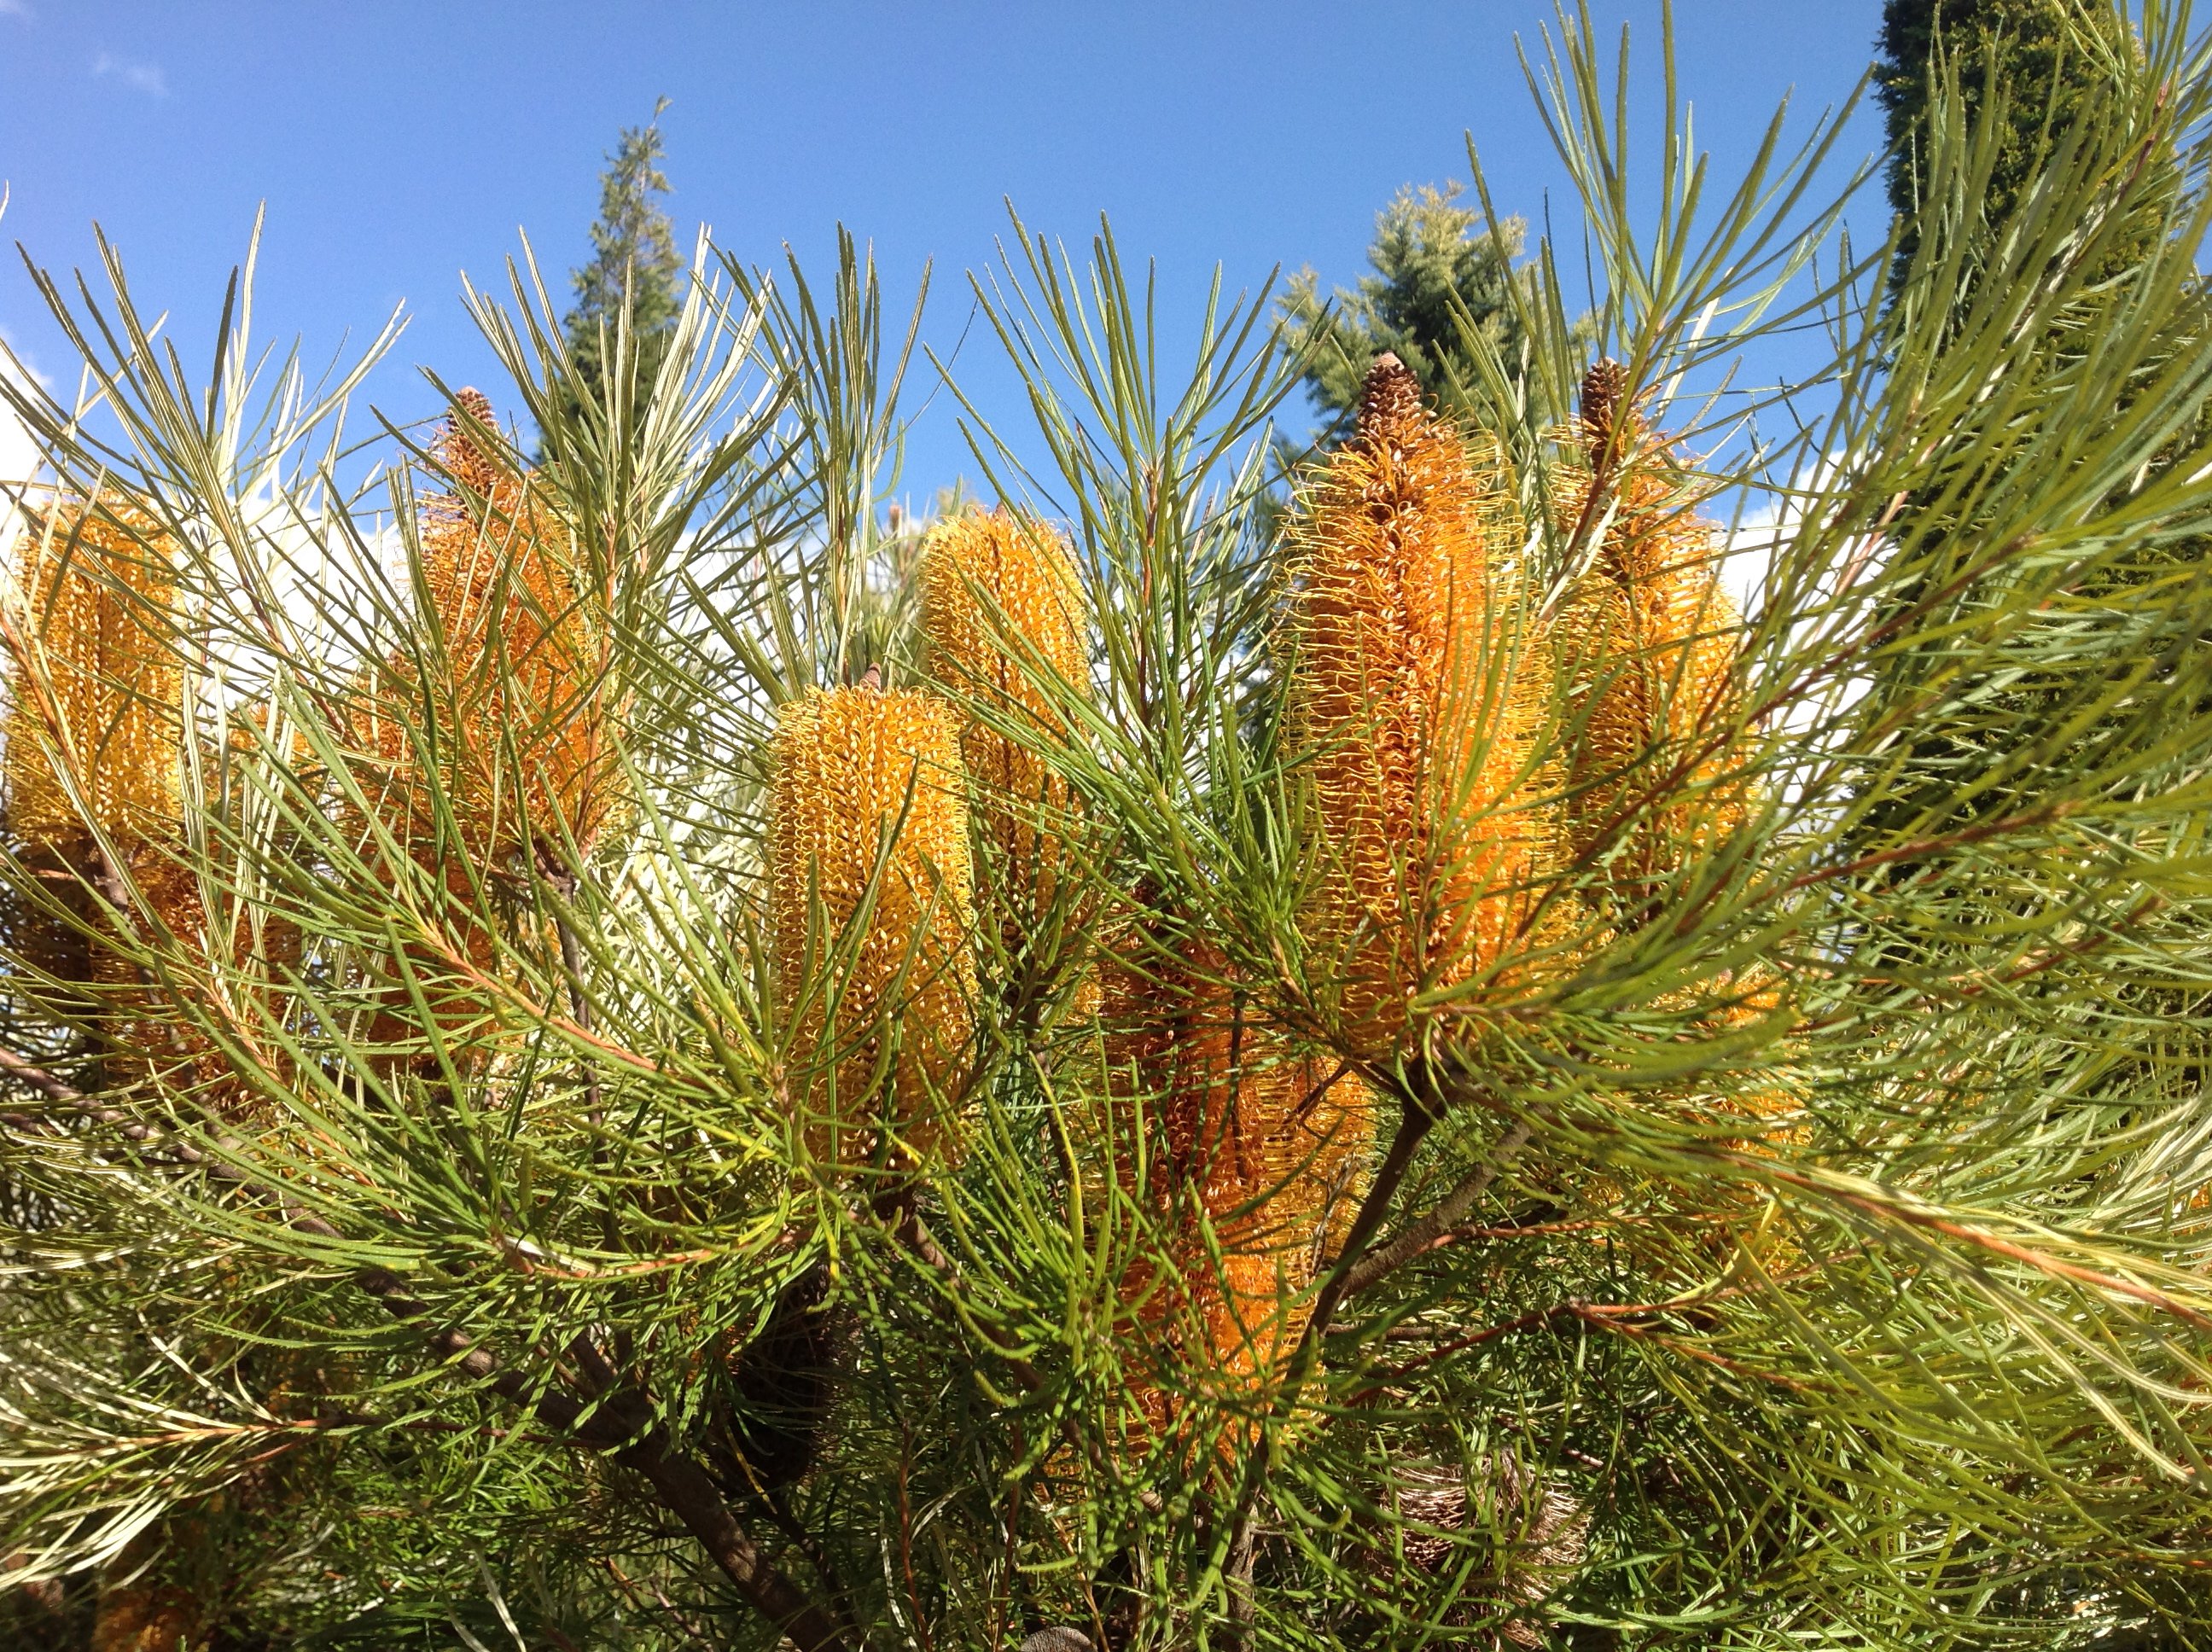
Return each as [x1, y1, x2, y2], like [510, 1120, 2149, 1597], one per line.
[92, 52, 166, 96]
[0, 1, 32, 20]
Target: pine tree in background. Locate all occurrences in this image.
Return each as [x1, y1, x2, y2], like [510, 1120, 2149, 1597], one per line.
[1278, 184, 1537, 434]
[560, 99, 683, 425]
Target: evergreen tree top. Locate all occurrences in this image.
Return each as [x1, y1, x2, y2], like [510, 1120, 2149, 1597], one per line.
[1280, 183, 1534, 429]
[1875, 0, 2151, 288]
[567, 97, 683, 348]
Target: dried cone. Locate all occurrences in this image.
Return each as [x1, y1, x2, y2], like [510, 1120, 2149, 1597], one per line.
[1377, 1455, 1589, 1641]
[1551, 361, 1750, 897]
[1289, 354, 1551, 1052]
[1102, 922, 1373, 1442]
[91, 1571, 201, 1652]
[770, 680, 976, 1166]
[921, 508, 1089, 965]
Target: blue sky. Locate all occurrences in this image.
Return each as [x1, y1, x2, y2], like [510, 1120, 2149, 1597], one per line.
[0, 2, 1886, 501]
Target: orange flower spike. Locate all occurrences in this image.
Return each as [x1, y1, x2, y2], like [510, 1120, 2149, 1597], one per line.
[769, 678, 978, 1166]
[0, 499, 257, 1106]
[3, 500, 183, 848]
[412, 389, 625, 860]
[1289, 353, 1545, 1050]
[921, 508, 1090, 947]
[1554, 360, 1752, 891]
[1100, 928, 1374, 1438]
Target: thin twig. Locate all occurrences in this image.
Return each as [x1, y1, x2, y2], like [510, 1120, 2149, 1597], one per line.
[1341, 1119, 1534, 1298]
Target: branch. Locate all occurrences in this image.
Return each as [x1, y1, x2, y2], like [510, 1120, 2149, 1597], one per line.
[1215, 1088, 1440, 1637]
[0, 1044, 179, 1147]
[1340, 1119, 1534, 1298]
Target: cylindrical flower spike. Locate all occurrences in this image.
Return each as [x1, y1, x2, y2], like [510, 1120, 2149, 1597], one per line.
[0, 499, 268, 1110]
[1551, 361, 1751, 899]
[1555, 364, 1796, 1245]
[348, 393, 631, 1067]
[3, 499, 183, 847]
[769, 679, 977, 1167]
[1102, 923, 1373, 1442]
[1288, 353, 1551, 1053]
[921, 508, 1090, 965]
[405, 388, 626, 864]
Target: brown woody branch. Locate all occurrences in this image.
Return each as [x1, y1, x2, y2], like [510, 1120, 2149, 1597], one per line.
[1340, 1119, 1534, 1298]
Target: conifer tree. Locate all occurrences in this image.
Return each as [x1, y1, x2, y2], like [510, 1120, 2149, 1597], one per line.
[1875, 0, 2152, 298]
[559, 99, 683, 428]
[1278, 183, 1538, 433]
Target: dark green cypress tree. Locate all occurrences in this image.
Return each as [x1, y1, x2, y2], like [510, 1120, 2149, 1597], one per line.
[1875, 0, 2152, 300]
[1862, 0, 2187, 852]
[561, 99, 683, 422]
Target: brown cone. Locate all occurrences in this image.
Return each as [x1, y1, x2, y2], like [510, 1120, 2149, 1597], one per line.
[1354, 352, 1423, 445]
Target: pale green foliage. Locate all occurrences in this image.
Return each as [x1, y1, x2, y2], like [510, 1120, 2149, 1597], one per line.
[1279, 183, 1540, 429]
[1, 6, 2211, 1649]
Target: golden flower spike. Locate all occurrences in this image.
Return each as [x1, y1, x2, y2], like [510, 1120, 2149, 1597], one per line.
[921, 507, 1093, 1002]
[1102, 921, 1373, 1451]
[1288, 353, 1554, 1055]
[350, 393, 635, 1059]
[770, 676, 977, 1169]
[4, 498, 183, 850]
[1551, 359, 1752, 900]
[0, 497, 277, 1112]
[403, 387, 626, 864]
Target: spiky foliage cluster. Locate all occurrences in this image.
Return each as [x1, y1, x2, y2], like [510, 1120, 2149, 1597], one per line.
[8, 8, 2212, 1649]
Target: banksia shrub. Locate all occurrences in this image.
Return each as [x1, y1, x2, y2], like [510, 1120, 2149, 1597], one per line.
[1102, 921, 1373, 1440]
[769, 678, 976, 1167]
[921, 508, 1090, 972]
[1287, 354, 1554, 1054]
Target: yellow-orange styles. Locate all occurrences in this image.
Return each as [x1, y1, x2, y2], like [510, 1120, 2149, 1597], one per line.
[345, 393, 628, 1069]
[770, 680, 977, 1166]
[0, 499, 256, 1108]
[1288, 354, 1550, 1051]
[1551, 362, 1752, 896]
[1101, 923, 1373, 1441]
[3, 500, 183, 847]
[361, 389, 626, 868]
[921, 509, 1090, 956]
